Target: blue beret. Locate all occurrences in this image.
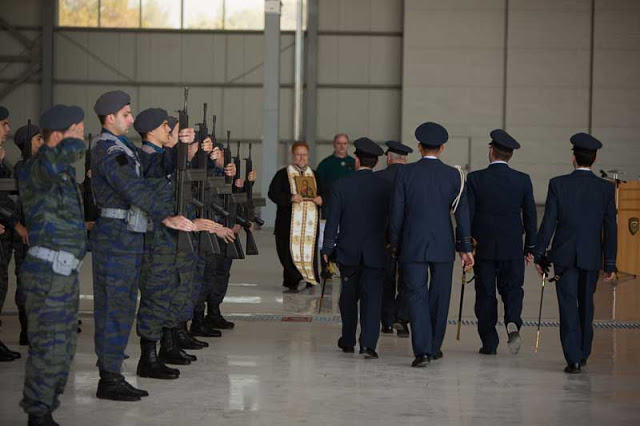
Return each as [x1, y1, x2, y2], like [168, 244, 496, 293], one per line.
[354, 137, 384, 158]
[489, 129, 520, 151]
[13, 123, 40, 148]
[0, 106, 8, 120]
[415, 122, 448, 147]
[167, 116, 178, 131]
[94, 90, 131, 116]
[40, 105, 84, 131]
[385, 140, 413, 155]
[570, 132, 602, 151]
[134, 108, 168, 134]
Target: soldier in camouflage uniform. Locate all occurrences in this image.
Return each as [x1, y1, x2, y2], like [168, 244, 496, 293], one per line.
[0, 105, 23, 362]
[12, 123, 44, 347]
[18, 105, 87, 426]
[90, 91, 196, 401]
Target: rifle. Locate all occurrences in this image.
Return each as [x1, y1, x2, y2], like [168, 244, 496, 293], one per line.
[175, 87, 195, 253]
[242, 143, 263, 255]
[83, 133, 99, 222]
[22, 119, 32, 161]
[195, 103, 220, 255]
[221, 130, 244, 259]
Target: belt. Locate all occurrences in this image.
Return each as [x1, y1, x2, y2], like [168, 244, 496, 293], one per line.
[100, 208, 128, 219]
[27, 246, 82, 272]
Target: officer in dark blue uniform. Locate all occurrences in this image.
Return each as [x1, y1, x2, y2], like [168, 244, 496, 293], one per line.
[322, 138, 391, 359]
[389, 122, 474, 368]
[467, 129, 537, 356]
[376, 141, 413, 338]
[534, 133, 616, 374]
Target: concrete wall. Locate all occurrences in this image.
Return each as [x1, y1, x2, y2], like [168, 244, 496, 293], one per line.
[402, 0, 640, 202]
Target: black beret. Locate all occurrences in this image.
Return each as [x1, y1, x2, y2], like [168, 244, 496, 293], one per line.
[167, 116, 178, 131]
[570, 132, 602, 151]
[489, 129, 520, 151]
[13, 123, 40, 148]
[385, 140, 413, 155]
[354, 137, 384, 158]
[0, 106, 8, 120]
[415, 122, 448, 147]
[134, 108, 168, 134]
[94, 90, 131, 116]
[40, 105, 84, 131]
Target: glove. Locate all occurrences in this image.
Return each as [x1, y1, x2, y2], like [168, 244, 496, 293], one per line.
[537, 254, 552, 276]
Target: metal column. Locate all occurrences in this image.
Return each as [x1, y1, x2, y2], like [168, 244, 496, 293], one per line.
[262, 0, 281, 225]
[41, 0, 54, 111]
[304, 0, 318, 165]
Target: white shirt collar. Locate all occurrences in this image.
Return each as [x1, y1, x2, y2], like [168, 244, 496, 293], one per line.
[576, 167, 592, 171]
[422, 156, 437, 160]
[490, 161, 508, 165]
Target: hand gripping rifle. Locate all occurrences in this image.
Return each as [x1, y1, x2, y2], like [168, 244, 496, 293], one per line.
[175, 87, 195, 253]
[232, 141, 259, 256]
[194, 103, 221, 256]
[222, 130, 244, 259]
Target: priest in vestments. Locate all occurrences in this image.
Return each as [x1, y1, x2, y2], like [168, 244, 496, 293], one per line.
[268, 141, 323, 292]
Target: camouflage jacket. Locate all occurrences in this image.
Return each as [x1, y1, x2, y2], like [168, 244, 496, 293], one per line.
[90, 130, 177, 254]
[17, 137, 87, 259]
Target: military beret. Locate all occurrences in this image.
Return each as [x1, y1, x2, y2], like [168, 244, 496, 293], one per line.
[13, 123, 41, 148]
[167, 116, 178, 131]
[354, 137, 384, 158]
[94, 90, 131, 116]
[0, 106, 8, 120]
[385, 140, 413, 156]
[415, 122, 448, 147]
[570, 132, 602, 151]
[40, 105, 84, 131]
[489, 129, 520, 151]
[134, 108, 168, 134]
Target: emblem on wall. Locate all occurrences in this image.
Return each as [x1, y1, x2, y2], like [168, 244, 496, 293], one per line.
[630, 217, 639, 236]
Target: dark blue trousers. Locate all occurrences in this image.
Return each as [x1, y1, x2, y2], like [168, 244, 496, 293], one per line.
[403, 261, 454, 357]
[473, 259, 524, 351]
[555, 267, 598, 365]
[338, 263, 384, 349]
[381, 256, 409, 328]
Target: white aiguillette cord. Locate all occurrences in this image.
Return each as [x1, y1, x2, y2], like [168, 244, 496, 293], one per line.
[451, 165, 465, 213]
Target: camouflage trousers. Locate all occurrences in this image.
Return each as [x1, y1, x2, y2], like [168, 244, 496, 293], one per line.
[175, 252, 204, 323]
[92, 249, 142, 374]
[0, 230, 27, 314]
[19, 257, 79, 416]
[137, 247, 179, 341]
[196, 254, 233, 318]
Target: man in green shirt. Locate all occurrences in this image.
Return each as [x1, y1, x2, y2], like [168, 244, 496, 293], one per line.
[316, 133, 355, 218]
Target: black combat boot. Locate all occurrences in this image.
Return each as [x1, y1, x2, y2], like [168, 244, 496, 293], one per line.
[96, 370, 147, 401]
[159, 327, 191, 365]
[136, 338, 180, 380]
[28, 412, 58, 426]
[190, 310, 222, 337]
[18, 305, 29, 346]
[206, 307, 235, 330]
[176, 321, 207, 349]
[0, 340, 20, 361]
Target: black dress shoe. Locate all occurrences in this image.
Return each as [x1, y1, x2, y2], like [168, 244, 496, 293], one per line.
[431, 350, 443, 360]
[337, 338, 354, 353]
[580, 359, 587, 367]
[179, 349, 197, 362]
[28, 412, 59, 426]
[411, 355, 430, 368]
[479, 347, 497, 355]
[381, 325, 393, 334]
[123, 380, 149, 397]
[0, 340, 20, 361]
[359, 347, 379, 359]
[564, 363, 581, 374]
[207, 316, 235, 330]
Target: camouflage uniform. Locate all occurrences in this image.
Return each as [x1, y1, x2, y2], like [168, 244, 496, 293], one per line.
[136, 142, 180, 340]
[17, 137, 87, 416]
[90, 130, 176, 374]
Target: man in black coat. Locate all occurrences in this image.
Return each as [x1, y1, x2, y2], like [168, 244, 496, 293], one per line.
[322, 138, 391, 359]
[376, 141, 413, 338]
[534, 133, 617, 374]
[467, 129, 537, 355]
